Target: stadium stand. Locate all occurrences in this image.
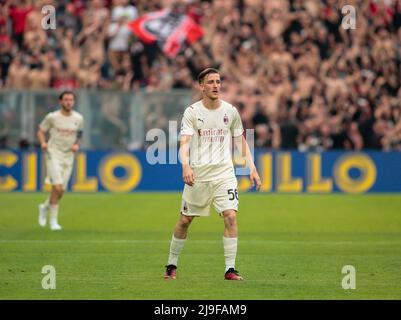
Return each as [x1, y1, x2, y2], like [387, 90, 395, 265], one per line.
[0, 0, 400, 150]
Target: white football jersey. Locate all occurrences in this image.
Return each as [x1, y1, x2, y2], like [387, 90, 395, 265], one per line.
[40, 110, 84, 161]
[180, 100, 244, 181]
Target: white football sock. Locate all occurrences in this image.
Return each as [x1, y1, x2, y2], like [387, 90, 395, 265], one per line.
[43, 197, 50, 210]
[167, 235, 186, 266]
[49, 204, 59, 225]
[223, 236, 238, 272]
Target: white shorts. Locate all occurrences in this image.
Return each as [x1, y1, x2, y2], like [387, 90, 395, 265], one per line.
[45, 152, 73, 190]
[181, 177, 239, 217]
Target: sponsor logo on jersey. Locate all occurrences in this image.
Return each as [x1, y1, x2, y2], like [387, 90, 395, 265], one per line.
[56, 128, 76, 137]
[223, 114, 229, 125]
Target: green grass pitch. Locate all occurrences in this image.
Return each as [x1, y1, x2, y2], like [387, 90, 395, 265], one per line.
[1, 193, 401, 300]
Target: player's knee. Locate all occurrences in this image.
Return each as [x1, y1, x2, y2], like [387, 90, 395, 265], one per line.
[53, 185, 64, 196]
[223, 211, 237, 227]
[179, 215, 194, 229]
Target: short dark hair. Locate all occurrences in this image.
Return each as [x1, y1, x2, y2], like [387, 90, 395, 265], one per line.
[198, 68, 220, 84]
[59, 91, 75, 100]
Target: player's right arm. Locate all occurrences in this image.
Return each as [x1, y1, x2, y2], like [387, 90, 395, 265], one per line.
[180, 107, 195, 186]
[37, 113, 52, 152]
[180, 135, 194, 186]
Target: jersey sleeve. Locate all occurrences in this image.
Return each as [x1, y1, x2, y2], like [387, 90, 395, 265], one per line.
[39, 113, 53, 132]
[231, 106, 244, 138]
[180, 107, 195, 136]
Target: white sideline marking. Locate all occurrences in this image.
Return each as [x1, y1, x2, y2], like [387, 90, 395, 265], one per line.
[0, 239, 399, 245]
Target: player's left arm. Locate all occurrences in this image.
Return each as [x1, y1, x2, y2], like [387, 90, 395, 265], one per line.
[231, 106, 261, 190]
[72, 118, 84, 153]
[233, 135, 262, 191]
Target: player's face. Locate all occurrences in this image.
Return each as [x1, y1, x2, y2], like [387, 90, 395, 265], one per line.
[60, 94, 75, 112]
[201, 73, 221, 100]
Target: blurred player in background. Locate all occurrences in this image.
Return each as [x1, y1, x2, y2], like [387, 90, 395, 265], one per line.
[37, 91, 84, 230]
[164, 68, 262, 281]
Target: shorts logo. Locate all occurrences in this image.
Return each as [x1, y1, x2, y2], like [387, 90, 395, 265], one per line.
[223, 114, 229, 125]
[183, 202, 188, 213]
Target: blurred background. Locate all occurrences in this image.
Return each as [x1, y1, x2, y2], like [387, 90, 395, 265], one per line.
[0, 0, 401, 192]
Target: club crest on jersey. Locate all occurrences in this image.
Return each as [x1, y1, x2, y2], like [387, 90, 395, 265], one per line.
[223, 114, 229, 125]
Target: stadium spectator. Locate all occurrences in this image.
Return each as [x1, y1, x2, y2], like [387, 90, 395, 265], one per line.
[8, 0, 33, 48]
[107, 15, 132, 73]
[88, 0, 109, 27]
[52, 63, 78, 90]
[58, 27, 81, 76]
[111, 0, 137, 22]
[0, 23, 12, 87]
[6, 54, 29, 88]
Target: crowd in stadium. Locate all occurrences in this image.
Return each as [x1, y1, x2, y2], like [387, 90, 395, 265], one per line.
[0, 0, 400, 151]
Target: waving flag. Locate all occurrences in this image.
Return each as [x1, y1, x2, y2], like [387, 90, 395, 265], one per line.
[128, 9, 203, 58]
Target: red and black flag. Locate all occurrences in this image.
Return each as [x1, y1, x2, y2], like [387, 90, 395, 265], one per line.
[128, 9, 203, 58]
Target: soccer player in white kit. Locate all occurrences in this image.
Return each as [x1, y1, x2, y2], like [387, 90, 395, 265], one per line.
[37, 91, 84, 231]
[164, 68, 262, 280]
